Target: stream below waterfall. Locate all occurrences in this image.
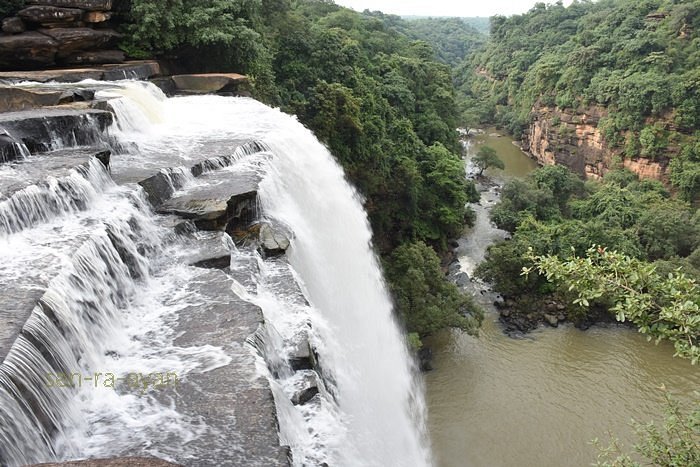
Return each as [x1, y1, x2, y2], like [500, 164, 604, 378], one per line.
[427, 129, 700, 467]
[426, 130, 700, 467]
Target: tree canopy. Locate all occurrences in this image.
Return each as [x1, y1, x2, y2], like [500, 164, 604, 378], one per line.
[120, 0, 480, 343]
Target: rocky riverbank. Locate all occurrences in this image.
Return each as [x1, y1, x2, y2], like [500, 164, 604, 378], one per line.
[444, 129, 624, 339]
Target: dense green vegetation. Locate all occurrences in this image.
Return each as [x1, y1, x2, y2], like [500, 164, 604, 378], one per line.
[594, 393, 699, 466]
[384, 242, 482, 347]
[399, 17, 486, 67]
[477, 164, 700, 360]
[461, 0, 700, 199]
[0, 0, 23, 18]
[121, 0, 482, 343]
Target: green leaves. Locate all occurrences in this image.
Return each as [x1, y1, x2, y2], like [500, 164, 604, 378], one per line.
[385, 241, 483, 343]
[473, 146, 504, 176]
[527, 246, 700, 363]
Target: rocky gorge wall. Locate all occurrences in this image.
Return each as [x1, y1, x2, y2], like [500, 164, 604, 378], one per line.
[0, 0, 126, 70]
[522, 104, 669, 182]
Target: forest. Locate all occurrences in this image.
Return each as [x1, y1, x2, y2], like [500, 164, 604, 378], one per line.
[113, 0, 485, 346]
[116, 0, 699, 358]
[461, 0, 700, 200]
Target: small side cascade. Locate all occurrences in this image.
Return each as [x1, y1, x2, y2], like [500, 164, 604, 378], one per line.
[0, 156, 113, 236]
[0, 189, 160, 466]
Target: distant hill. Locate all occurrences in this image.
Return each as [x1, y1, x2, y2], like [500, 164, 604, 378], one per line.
[402, 16, 490, 35]
[399, 17, 487, 66]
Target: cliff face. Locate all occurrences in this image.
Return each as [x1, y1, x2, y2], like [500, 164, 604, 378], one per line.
[522, 105, 668, 181]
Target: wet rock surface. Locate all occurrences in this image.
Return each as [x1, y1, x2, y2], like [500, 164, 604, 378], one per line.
[0, 86, 289, 466]
[156, 267, 291, 466]
[157, 171, 261, 232]
[259, 222, 291, 257]
[0, 107, 112, 156]
[28, 457, 182, 466]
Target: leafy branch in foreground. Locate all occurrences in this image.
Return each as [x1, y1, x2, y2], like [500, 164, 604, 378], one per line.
[593, 391, 700, 467]
[523, 246, 700, 363]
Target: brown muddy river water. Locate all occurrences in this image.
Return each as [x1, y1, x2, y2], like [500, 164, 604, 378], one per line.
[426, 129, 700, 467]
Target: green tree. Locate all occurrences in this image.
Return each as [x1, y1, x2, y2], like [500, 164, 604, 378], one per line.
[473, 146, 504, 176]
[525, 246, 700, 363]
[384, 241, 483, 346]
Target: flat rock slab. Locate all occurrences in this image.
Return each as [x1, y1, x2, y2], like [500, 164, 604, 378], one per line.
[157, 268, 289, 466]
[26, 0, 113, 11]
[171, 73, 248, 93]
[28, 457, 181, 466]
[181, 230, 233, 269]
[0, 61, 161, 83]
[0, 31, 58, 70]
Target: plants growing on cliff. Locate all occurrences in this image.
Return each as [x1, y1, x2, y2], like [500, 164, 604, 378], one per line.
[384, 241, 483, 343]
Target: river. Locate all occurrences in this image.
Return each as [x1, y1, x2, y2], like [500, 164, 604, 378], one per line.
[426, 128, 700, 467]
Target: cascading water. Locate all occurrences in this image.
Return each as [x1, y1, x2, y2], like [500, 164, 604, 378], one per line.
[0, 81, 432, 467]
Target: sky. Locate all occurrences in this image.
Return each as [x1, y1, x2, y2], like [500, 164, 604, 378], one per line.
[333, 0, 573, 18]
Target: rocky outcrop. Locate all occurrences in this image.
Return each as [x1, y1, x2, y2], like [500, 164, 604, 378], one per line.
[39, 27, 120, 57]
[168, 73, 251, 96]
[523, 104, 670, 182]
[0, 0, 123, 70]
[0, 32, 59, 69]
[259, 222, 291, 257]
[28, 457, 181, 466]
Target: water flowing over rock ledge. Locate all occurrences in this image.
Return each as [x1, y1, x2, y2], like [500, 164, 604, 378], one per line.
[0, 85, 299, 466]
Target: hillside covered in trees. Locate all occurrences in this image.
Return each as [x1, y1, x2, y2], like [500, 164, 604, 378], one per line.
[113, 0, 483, 345]
[460, 0, 700, 198]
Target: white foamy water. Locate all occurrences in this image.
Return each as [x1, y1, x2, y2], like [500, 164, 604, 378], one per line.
[108, 85, 432, 465]
[0, 81, 431, 466]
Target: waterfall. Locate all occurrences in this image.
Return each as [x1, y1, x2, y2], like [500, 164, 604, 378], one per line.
[258, 111, 431, 466]
[0, 82, 432, 467]
[142, 94, 431, 466]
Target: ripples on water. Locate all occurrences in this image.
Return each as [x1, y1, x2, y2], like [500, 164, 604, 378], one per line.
[427, 129, 699, 467]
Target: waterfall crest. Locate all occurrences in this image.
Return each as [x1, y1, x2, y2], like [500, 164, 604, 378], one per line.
[0, 82, 431, 467]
